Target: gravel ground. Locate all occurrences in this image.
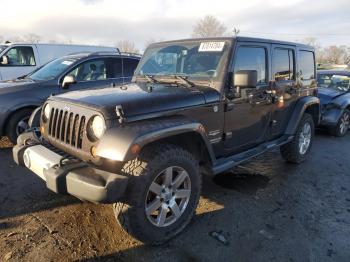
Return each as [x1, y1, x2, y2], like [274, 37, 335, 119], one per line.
[0, 132, 349, 262]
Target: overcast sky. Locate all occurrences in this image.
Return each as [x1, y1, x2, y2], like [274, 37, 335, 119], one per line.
[1, 0, 349, 50]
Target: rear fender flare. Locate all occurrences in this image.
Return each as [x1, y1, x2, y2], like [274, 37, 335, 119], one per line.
[285, 96, 320, 135]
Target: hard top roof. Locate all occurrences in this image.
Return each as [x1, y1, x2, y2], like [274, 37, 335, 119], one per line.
[60, 51, 141, 60]
[151, 36, 313, 49]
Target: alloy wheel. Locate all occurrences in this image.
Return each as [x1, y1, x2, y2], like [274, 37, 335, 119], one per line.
[339, 112, 350, 135]
[16, 116, 30, 136]
[145, 166, 191, 227]
[298, 122, 311, 155]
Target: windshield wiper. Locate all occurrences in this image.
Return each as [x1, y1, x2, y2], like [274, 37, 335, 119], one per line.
[143, 74, 159, 84]
[172, 75, 195, 88]
[140, 74, 197, 88]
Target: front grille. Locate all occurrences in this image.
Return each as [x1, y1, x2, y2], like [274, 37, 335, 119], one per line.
[48, 108, 86, 149]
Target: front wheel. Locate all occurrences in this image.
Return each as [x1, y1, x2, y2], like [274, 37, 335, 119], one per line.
[280, 113, 314, 164]
[113, 144, 201, 245]
[6, 108, 33, 144]
[330, 109, 350, 137]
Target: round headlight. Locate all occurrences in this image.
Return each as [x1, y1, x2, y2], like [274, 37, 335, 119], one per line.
[43, 104, 51, 122]
[89, 115, 106, 140]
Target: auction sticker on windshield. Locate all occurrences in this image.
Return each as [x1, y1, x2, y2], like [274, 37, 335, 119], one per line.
[198, 42, 225, 52]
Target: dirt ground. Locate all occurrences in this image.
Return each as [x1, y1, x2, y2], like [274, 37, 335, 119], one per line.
[0, 132, 350, 262]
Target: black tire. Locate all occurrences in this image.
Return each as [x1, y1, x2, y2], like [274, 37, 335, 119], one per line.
[113, 143, 201, 245]
[280, 113, 314, 164]
[6, 108, 33, 144]
[330, 109, 350, 137]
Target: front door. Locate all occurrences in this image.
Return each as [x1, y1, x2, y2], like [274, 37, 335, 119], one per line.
[59, 58, 123, 93]
[223, 43, 272, 155]
[0, 46, 38, 80]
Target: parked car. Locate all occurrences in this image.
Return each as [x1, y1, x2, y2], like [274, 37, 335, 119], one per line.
[13, 37, 319, 244]
[0, 51, 140, 143]
[317, 70, 350, 136]
[0, 43, 119, 81]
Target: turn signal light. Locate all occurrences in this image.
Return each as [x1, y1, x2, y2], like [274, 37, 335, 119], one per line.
[91, 146, 97, 158]
[131, 144, 141, 154]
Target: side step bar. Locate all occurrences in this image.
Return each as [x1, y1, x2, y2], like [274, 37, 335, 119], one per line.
[212, 135, 294, 175]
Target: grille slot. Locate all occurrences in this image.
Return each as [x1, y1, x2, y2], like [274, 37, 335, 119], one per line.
[48, 108, 86, 149]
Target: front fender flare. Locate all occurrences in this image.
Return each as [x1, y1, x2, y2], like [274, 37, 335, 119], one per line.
[95, 117, 215, 162]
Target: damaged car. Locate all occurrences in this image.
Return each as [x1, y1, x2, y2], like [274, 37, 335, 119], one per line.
[317, 70, 350, 136]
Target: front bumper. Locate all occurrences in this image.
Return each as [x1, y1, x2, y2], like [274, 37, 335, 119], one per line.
[320, 108, 341, 127]
[13, 132, 128, 203]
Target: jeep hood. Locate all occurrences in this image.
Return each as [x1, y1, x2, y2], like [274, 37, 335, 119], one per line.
[318, 87, 346, 105]
[51, 82, 220, 119]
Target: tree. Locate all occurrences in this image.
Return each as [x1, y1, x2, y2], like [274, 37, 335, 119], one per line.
[302, 37, 320, 49]
[192, 15, 227, 38]
[323, 46, 347, 64]
[22, 33, 41, 43]
[300, 37, 324, 64]
[116, 40, 140, 54]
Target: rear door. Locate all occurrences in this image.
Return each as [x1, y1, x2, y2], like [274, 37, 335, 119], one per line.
[268, 44, 298, 138]
[122, 57, 139, 83]
[107, 57, 125, 85]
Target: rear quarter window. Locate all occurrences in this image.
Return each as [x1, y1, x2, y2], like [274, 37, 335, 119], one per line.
[299, 50, 315, 80]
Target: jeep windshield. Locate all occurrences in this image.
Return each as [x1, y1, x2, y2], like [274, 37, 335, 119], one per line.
[28, 57, 78, 81]
[134, 40, 231, 83]
[317, 73, 350, 92]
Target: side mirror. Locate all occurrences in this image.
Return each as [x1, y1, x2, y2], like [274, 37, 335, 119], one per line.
[233, 70, 258, 88]
[0, 55, 9, 65]
[62, 75, 76, 89]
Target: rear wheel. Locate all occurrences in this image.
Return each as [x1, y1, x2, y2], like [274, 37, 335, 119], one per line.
[330, 109, 350, 137]
[113, 144, 201, 245]
[280, 113, 314, 164]
[6, 108, 33, 144]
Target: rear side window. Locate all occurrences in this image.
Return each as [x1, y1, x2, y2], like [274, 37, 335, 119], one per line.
[4, 46, 36, 66]
[123, 58, 139, 77]
[299, 51, 315, 80]
[108, 58, 123, 78]
[234, 46, 267, 84]
[273, 48, 294, 81]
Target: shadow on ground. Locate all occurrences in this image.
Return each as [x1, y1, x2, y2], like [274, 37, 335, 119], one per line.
[1, 132, 350, 261]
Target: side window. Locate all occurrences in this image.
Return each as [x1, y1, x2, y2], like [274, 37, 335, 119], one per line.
[123, 58, 139, 77]
[67, 59, 106, 81]
[108, 58, 123, 78]
[5, 46, 36, 66]
[234, 46, 267, 84]
[273, 48, 294, 81]
[299, 51, 315, 80]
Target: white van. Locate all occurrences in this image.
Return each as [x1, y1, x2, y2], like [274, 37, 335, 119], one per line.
[0, 43, 119, 80]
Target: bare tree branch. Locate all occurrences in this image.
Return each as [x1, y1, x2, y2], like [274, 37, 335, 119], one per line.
[116, 40, 140, 54]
